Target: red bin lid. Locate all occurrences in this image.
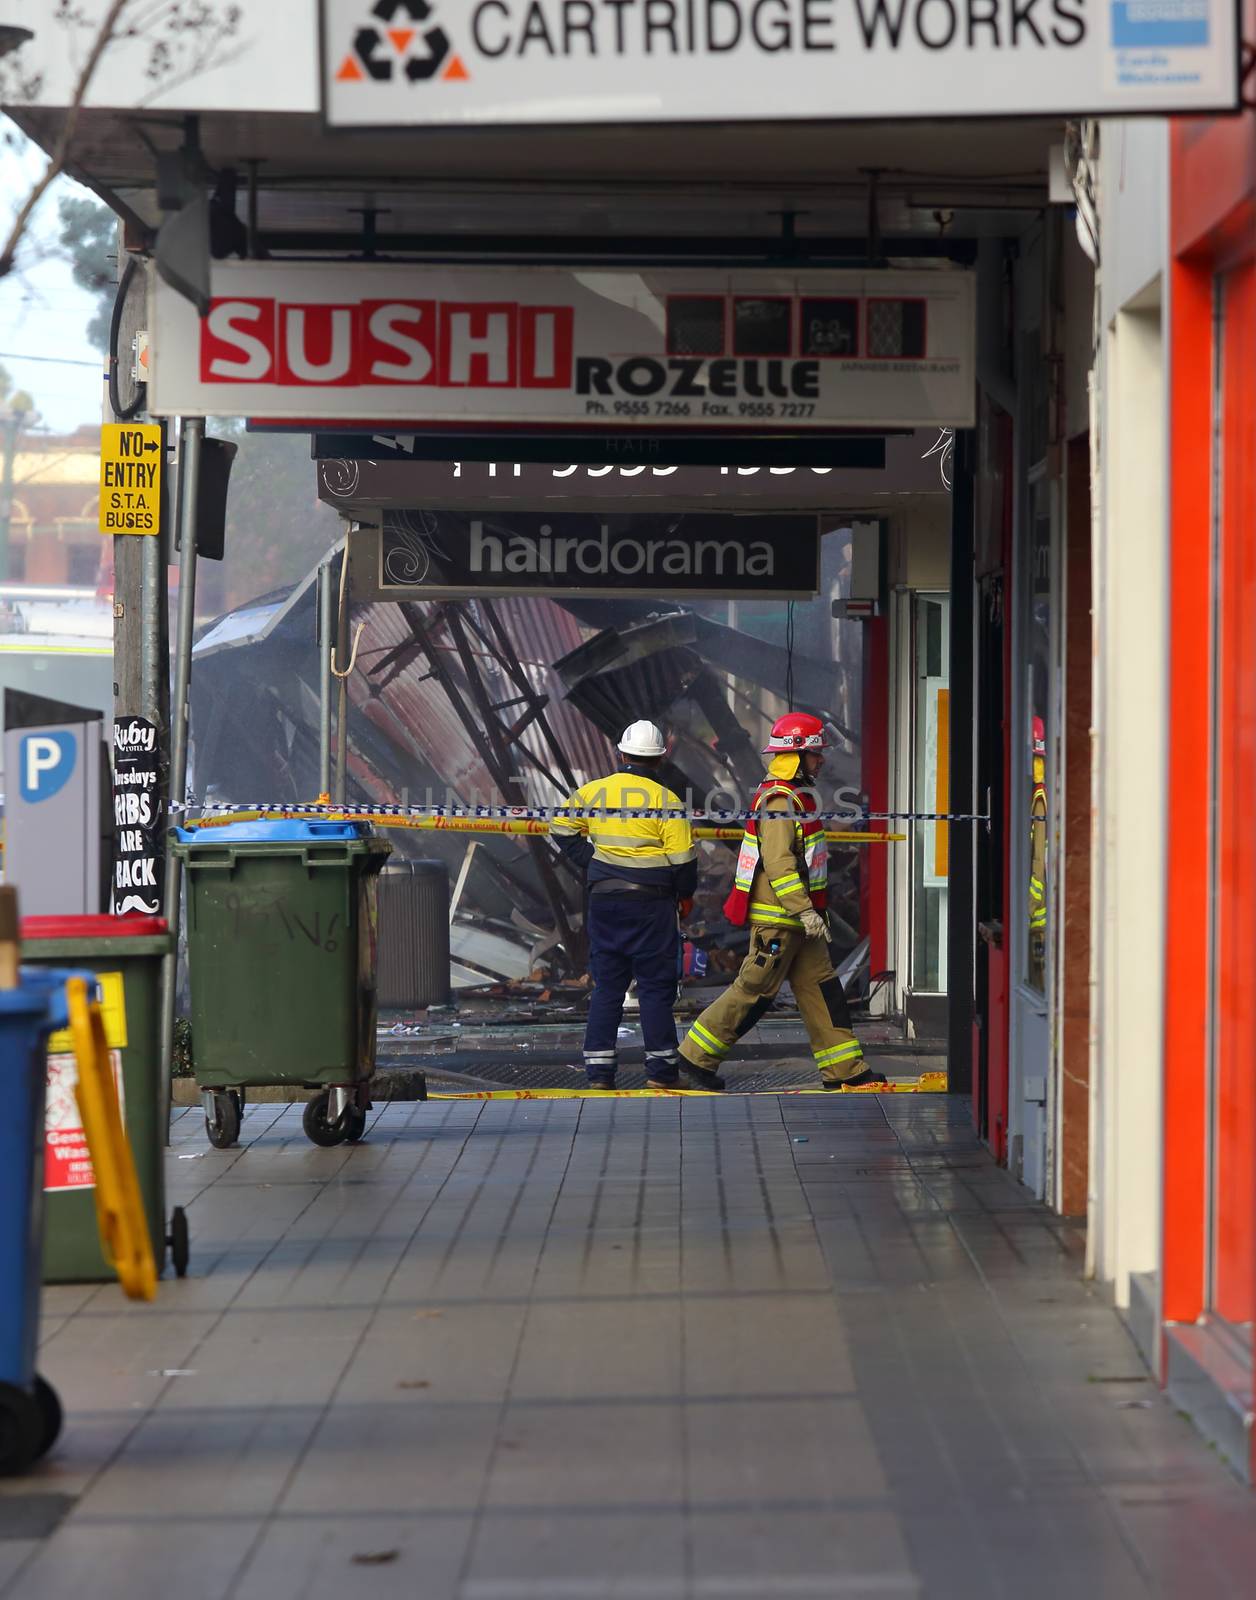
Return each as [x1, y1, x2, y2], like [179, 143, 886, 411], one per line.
[21, 914, 169, 940]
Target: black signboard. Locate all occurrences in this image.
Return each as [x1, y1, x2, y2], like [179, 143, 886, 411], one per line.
[302, 430, 888, 470]
[111, 716, 163, 917]
[377, 510, 820, 600]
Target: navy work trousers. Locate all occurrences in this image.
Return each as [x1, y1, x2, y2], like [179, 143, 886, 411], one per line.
[583, 895, 680, 1084]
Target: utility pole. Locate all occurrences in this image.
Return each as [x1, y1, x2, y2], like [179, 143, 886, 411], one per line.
[0, 405, 29, 582]
[110, 232, 160, 731]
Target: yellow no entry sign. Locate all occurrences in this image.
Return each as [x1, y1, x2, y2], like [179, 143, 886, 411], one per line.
[99, 423, 162, 536]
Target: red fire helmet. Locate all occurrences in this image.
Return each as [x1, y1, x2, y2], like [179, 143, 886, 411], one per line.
[1032, 715, 1046, 757]
[763, 712, 828, 754]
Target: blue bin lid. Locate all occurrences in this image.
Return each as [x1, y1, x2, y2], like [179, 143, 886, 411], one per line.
[175, 818, 368, 844]
[0, 968, 96, 1031]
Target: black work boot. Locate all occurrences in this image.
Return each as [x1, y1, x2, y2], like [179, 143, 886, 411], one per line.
[823, 1067, 888, 1090]
[678, 1059, 725, 1092]
[646, 1053, 682, 1090]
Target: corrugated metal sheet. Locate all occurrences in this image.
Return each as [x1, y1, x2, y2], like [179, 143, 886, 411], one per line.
[345, 596, 614, 807]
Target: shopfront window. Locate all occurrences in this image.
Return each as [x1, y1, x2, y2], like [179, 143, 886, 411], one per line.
[911, 593, 949, 991]
[1024, 477, 1052, 994]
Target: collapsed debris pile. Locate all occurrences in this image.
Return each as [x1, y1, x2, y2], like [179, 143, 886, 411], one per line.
[191, 535, 864, 993]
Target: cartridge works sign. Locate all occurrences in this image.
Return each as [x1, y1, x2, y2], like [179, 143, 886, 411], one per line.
[319, 0, 1238, 123]
[374, 509, 820, 598]
[148, 261, 976, 430]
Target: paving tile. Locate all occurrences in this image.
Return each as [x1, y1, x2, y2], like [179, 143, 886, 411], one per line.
[233, 1512, 473, 1600]
[3, 1092, 1255, 1600]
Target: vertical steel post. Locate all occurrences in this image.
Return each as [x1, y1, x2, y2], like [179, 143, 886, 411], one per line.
[158, 417, 203, 1137]
[318, 549, 334, 796]
[140, 419, 171, 724]
[947, 427, 977, 1097]
[333, 534, 350, 805]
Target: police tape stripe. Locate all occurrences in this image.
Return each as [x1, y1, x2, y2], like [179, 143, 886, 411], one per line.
[174, 809, 906, 846]
[171, 800, 988, 824]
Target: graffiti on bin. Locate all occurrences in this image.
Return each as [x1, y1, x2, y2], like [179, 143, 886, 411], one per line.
[221, 890, 342, 952]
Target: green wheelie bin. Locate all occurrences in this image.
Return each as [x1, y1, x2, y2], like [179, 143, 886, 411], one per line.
[172, 819, 391, 1149]
[20, 914, 188, 1283]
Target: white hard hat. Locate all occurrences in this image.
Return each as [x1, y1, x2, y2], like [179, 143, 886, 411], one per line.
[618, 720, 667, 758]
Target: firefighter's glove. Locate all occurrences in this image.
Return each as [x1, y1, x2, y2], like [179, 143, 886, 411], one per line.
[800, 909, 828, 941]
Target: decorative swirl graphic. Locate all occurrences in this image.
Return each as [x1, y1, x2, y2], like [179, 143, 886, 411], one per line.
[382, 509, 449, 587]
[921, 428, 954, 491]
[321, 459, 361, 499]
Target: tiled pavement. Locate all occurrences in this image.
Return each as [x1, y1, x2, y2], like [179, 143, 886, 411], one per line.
[2, 1093, 1255, 1599]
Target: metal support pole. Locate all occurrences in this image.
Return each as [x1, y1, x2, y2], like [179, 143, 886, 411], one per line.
[318, 549, 334, 796]
[333, 534, 350, 805]
[140, 419, 171, 725]
[158, 417, 203, 1139]
[946, 427, 976, 1097]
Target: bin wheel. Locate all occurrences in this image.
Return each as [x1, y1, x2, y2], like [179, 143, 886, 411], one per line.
[303, 1091, 345, 1148]
[167, 1207, 190, 1279]
[32, 1376, 62, 1459]
[0, 1382, 44, 1477]
[229, 1089, 245, 1128]
[206, 1093, 241, 1150]
[341, 1104, 368, 1143]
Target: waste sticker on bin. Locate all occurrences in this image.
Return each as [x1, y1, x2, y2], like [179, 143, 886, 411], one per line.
[46, 971, 127, 1055]
[45, 1049, 125, 1192]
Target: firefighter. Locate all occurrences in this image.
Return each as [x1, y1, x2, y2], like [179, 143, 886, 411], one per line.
[677, 712, 885, 1092]
[551, 720, 696, 1089]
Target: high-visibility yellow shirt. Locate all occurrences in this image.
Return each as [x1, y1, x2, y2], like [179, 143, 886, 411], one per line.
[551, 767, 696, 892]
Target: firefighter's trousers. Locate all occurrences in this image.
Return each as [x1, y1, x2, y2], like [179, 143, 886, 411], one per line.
[679, 926, 864, 1084]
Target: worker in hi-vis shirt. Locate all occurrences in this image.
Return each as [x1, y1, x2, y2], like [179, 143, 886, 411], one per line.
[551, 721, 696, 1090]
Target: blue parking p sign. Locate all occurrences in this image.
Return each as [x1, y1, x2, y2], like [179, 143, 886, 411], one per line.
[20, 731, 77, 803]
[4, 719, 103, 915]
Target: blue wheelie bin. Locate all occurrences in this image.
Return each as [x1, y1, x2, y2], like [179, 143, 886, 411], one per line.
[0, 969, 78, 1475]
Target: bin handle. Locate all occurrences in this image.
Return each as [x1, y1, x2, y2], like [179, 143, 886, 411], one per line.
[65, 978, 158, 1304]
[181, 848, 238, 871]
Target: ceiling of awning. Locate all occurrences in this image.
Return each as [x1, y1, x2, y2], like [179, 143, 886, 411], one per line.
[13, 105, 1057, 244]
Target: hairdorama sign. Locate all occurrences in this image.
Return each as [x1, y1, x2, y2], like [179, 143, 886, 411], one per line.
[370, 509, 820, 599]
[148, 262, 976, 431]
[319, 0, 1238, 125]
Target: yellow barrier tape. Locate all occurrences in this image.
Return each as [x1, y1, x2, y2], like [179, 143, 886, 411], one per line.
[183, 809, 905, 846]
[431, 1074, 946, 1100]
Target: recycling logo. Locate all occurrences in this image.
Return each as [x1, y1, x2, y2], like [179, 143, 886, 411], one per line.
[335, 0, 469, 86]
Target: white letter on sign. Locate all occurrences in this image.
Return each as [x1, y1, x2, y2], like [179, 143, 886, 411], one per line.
[206, 302, 272, 379]
[447, 312, 510, 386]
[283, 308, 353, 383]
[25, 736, 61, 790]
[368, 304, 435, 382]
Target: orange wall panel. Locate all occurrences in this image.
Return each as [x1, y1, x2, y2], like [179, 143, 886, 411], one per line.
[1163, 248, 1213, 1325]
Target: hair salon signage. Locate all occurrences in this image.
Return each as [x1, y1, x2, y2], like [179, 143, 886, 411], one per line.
[374, 508, 821, 598]
[147, 261, 977, 430]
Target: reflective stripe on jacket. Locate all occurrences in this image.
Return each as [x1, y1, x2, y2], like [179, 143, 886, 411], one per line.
[551, 767, 697, 895]
[722, 779, 828, 929]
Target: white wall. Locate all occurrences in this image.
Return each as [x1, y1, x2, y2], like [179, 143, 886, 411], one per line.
[1090, 120, 1169, 1306]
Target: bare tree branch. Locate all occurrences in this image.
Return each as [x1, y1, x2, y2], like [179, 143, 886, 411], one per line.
[0, 0, 132, 280]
